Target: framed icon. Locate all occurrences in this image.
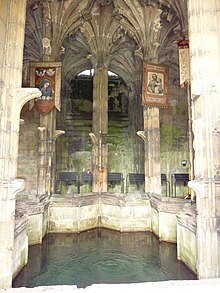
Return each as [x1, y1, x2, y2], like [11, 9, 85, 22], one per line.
[142, 62, 168, 107]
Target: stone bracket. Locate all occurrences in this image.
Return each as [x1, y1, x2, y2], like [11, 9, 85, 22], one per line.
[2, 178, 25, 200]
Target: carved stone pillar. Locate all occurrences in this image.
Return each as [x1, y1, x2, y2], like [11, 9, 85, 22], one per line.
[37, 112, 55, 198]
[91, 66, 108, 193]
[35, 66, 61, 199]
[143, 107, 161, 194]
[0, 0, 42, 288]
[37, 126, 47, 196]
[188, 0, 220, 278]
[51, 130, 65, 193]
[0, 92, 40, 290]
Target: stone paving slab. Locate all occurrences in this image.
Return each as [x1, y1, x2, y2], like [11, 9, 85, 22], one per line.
[1, 279, 220, 293]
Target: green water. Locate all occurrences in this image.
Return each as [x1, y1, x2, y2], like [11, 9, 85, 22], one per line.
[13, 228, 197, 288]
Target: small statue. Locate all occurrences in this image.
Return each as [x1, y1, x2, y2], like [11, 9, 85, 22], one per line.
[42, 37, 51, 56]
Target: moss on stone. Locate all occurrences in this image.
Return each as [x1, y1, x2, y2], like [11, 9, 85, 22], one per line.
[160, 123, 182, 149]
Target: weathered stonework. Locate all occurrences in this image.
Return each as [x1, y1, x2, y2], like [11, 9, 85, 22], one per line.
[176, 205, 197, 273]
[1, 0, 220, 289]
[48, 194, 151, 233]
[13, 215, 29, 279]
[150, 194, 191, 243]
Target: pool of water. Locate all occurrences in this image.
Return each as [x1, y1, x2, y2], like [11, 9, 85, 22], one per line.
[13, 228, 197, 288]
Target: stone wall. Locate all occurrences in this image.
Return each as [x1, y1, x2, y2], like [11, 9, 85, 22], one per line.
[17, 105, 40, 198]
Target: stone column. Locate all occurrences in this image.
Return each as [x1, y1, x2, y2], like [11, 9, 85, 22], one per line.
[0, 0, 25, 288]
[143, 107, 161, 194]
[36, 65, 61, 199]
[0, 0, 41, 288]
[91, 66, 108, 193]
[37, 112, 55, 199]
[37, 126, 47, 196]
[188, 0, 220, 278]
[51, 130, 65, 193]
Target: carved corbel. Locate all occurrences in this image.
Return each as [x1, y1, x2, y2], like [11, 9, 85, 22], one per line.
[188, 179, 203, 196]
[134, 47, 143, 59]
[53, 130, 65, 141]
[3, 178, 25, 200]
[89, 133, 98, 145]
[137, 130, 147, 141]
[37, 126, 46, 132]
[191, 94, 201, 101]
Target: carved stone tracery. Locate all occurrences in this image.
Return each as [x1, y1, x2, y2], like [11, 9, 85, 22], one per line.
[97, 0, 113, 5]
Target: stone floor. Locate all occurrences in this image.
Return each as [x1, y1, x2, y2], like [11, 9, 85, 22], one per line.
[1, 279, 220, 293]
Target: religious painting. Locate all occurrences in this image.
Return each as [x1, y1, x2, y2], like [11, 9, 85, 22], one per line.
[141, 62, 168, 108]
[30, 62, 61, 115]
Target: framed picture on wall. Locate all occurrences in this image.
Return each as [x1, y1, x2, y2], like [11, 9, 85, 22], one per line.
[30, 62, 61, 115]
[141, 62, 168, 107]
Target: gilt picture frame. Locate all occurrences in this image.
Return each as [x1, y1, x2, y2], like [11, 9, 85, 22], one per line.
[141, 62, 168, 108]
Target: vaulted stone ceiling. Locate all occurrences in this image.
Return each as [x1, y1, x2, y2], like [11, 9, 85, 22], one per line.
[24, 0, 188, 95]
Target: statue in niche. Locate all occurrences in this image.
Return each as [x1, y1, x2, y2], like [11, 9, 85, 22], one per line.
[42, 37, 52, 56]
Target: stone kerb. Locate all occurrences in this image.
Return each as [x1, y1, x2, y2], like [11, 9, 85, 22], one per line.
[100, 194, 151, 232]
[16, 200, 48, 245]
[48, 193, 152, 233]
[13, 213, 29, 279]
[48, 194, 100, 233]
[176, 205, 197, 273]
[150, 194, 191, 243]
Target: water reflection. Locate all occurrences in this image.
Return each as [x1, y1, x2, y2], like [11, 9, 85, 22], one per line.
[13, 228, 197, 288]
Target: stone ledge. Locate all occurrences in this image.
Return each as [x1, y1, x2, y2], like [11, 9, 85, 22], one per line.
[176, 205, 197, 233]
[14, 215, 29, 237]
[150, 194, 191, 213]
[2, 279, 220, 292]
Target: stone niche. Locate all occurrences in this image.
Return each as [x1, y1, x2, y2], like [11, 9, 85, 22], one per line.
[150, 194, 192, 243]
